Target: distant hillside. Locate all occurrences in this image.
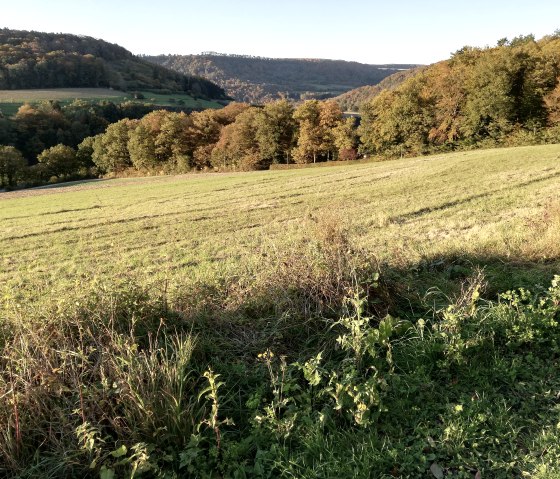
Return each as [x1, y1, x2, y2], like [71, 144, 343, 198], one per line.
[334, 67, 425, 111]
[0, 29, 227, 99]
[144, 53, 419, 103]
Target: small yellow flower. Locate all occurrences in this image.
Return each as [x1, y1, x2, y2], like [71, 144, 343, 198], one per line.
[257, 349, 275, 361]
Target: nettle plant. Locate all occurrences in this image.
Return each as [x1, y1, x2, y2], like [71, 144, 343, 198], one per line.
[433, 274, 560, 367]
[252, 288, 414, 435]
[76, 422, 155, 479]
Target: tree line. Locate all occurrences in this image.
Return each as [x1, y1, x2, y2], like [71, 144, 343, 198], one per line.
[69, 100, 357, 175]
[0, 99, 360, 187]
[88, 100, 361, 173]
[0, 98, 214, 187]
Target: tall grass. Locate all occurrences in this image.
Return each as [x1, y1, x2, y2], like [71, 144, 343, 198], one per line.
[0, 280, 198, 476]
[0, 217, 373, 476]
[1, 214, 560, 477]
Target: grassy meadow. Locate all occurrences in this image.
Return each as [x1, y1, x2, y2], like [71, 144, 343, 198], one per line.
[2, 144, 560, 477]
[0, 88, 222, 116]
[2, 144, 560, 293]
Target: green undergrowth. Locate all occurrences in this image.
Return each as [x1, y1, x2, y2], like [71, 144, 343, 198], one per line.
[1, 223, 560, 478]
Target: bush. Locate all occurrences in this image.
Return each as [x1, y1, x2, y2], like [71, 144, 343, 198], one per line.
[338, 148, 358, 161]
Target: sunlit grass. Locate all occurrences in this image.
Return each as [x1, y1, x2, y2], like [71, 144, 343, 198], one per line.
[0, 88, 221, 117]
[2, 144, 559, 295]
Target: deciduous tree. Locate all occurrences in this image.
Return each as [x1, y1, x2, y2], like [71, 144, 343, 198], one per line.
[333, 117, 358, 160]
[293, 100, 323, 163]
[92, 119, 136, 173]
[0, 145, 27, 187]
[255, 99, 296, 164]
[37, 144, 78, 178]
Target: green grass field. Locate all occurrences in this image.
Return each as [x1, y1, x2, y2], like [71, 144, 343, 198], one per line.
[137, 90, 223, 109]
[2, 145, 560, 477]
[0, 88, 223, 116]
[0, 87, 127, 101]
[2, 144, 559, 292]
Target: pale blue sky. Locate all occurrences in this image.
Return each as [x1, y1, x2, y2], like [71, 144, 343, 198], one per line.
[2, 0, 560, 64]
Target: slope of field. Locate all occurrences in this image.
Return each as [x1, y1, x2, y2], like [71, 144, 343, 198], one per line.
[2, 145, 559, 292]
[3, 144, 560, 477]
[145, 53, 419, 103]
[0, 88, 223, 116]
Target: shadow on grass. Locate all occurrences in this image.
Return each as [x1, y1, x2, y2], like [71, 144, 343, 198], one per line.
[383, 252, 559, 317]
[171, 249, 559, 366]
[30, 178, 109, 190]
[168, 251, 560, 477]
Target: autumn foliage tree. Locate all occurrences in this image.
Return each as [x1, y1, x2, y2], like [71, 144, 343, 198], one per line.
[333, 117, 359, 160]
[293, 100, 344, 163]
[319, 101, 344, 161]
[92, 119, 137, 173]
[211, 108, 261, 170]
[254, 99, 296, 165]
[358, 33, 560, 156]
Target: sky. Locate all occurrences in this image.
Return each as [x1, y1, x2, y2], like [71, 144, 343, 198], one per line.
[2, 0, 560, 64]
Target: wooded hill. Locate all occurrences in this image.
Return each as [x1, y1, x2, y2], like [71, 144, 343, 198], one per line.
[357, 33, 560, 157]
[0, 29, 227, 99]
[144, 53, 418, 104]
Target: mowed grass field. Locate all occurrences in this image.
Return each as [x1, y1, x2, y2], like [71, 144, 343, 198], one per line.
[0, 88, 222, 116]
[137, 90, 223, 109]
[2, 144, 560, 295]
[0, 88, 126, 115]
[3, 144, 560, 477]
[0, 87, 126, 101]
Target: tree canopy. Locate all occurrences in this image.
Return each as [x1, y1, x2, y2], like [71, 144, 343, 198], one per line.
[358, 33, 560, 156]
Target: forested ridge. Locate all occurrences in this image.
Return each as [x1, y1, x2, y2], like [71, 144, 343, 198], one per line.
[144, 53, 418, 103]
[0, 29, 226, 98]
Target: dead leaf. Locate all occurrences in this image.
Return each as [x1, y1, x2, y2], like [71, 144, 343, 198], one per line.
[475, 472, 482, 479]
[430, 463, 444, 479]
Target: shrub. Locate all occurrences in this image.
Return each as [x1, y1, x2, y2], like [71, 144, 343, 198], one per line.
[0, 145, 27, 188]
[37, 144, 78, 178]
